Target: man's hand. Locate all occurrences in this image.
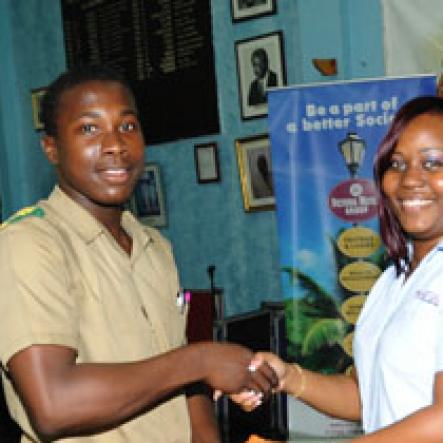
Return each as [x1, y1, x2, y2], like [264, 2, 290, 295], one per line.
[198, 343, 278, 397]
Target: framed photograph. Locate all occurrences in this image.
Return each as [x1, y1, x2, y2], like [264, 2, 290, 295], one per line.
[194, 142, 221, 183]
[31, 87, 47, 131]
[235, 31, 286, 120]
[130, 163, 167, 227]
[235, 134, 275, 212]
[231, 0, 276, 22]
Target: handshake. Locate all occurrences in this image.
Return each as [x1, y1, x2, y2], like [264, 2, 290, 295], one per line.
[206, 346, 305, 411]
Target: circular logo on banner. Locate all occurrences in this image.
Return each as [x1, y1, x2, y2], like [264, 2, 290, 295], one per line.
[328, 179, 378, 222]
[339, 261, 382, 293]
[337, 226, 382, 258]
[341, 331, 354, 357]
[340, 294, 367, 325]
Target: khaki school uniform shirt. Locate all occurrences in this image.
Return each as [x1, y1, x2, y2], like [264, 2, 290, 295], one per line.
[0, 186, 191, 443]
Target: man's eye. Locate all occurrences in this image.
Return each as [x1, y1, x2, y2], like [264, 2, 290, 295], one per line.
[120, 122, 138, 132]
[81, 124, 97, 134]
[423, 158, 443, 170]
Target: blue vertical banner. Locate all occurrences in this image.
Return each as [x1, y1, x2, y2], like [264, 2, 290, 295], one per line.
[268, 75, 436, 437]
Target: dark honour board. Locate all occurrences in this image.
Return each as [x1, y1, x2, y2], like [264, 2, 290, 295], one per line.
[61, 0, 220, 144]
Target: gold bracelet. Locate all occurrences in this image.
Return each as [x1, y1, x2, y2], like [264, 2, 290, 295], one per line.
[291, 363, 306, 398]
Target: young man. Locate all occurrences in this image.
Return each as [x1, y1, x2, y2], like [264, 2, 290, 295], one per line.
[0, 66, 277, 443]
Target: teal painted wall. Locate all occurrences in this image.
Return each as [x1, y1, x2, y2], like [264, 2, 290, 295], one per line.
[0, 0, 65, 214]
[0, 0, 384, 316]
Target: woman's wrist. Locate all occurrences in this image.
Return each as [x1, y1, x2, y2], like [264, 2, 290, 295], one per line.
[285, 363, 306, 399]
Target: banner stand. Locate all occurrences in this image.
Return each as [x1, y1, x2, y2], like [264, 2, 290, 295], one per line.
[268, 75, 437, 439]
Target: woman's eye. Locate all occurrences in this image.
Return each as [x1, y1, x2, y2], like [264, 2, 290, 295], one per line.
[423, 158, 443, 170]
[389, 159, 406, 171]
[81, 124, 97, 134]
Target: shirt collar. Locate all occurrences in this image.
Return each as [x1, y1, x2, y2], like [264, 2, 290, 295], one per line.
[121, 210, 153, 253]
[44, 186, 153, 247]
[416, 238, 443, 268]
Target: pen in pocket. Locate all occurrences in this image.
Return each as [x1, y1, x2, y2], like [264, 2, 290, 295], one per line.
[177, 290, 192, 314]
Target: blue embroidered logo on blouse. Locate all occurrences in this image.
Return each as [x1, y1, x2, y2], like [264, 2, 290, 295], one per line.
[415, 290, 439, 307]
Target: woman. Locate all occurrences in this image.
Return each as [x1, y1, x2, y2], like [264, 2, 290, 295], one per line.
[243, 95, 443, 441]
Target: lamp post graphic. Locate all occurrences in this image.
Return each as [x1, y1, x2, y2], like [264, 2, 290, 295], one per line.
[338, 132, 366, 178]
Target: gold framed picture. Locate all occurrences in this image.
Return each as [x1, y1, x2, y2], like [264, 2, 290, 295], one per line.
[235, 133, 275, 212]
[31, 87, 47, 131]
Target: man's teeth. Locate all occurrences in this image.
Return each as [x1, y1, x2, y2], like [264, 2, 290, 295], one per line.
[105, 169, 126, 175]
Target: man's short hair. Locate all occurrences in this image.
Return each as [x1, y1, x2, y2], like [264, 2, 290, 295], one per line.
[40, 65, 133, 137]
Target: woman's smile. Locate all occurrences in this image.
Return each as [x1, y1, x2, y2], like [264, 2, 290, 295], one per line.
[399, 198, 433, 209]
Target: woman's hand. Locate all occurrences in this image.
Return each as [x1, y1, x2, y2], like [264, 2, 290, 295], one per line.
[229, 389, 264, 411]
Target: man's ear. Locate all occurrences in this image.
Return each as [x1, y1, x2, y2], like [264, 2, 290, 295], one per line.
[41, 136, 59, 165]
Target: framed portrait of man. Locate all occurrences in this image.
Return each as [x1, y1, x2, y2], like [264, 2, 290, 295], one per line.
[231, 0, 277, 22]
[235, 31, 286, 120]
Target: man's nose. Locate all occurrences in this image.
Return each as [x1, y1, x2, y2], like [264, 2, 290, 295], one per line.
[102, 130, 126, 154]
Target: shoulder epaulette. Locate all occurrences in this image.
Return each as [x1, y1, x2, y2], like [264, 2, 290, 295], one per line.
[1, 206, 45, 229]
